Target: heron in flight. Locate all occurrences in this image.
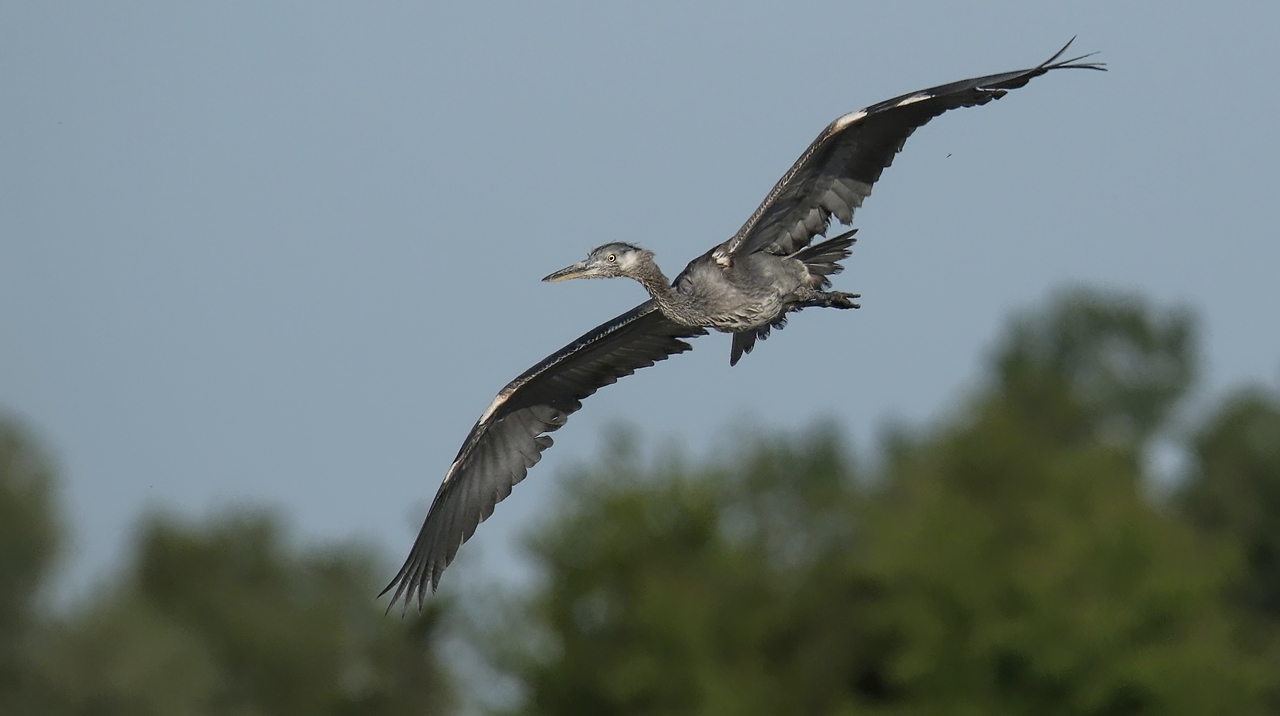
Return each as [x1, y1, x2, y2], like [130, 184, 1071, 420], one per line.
[383, 41, 1104, 611]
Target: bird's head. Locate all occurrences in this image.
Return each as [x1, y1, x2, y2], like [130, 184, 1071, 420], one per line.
[542, 242, 654, 282]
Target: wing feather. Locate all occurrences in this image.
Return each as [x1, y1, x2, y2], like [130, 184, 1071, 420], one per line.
[382, 300, 706, 611]
[726, 39, 1104, 258]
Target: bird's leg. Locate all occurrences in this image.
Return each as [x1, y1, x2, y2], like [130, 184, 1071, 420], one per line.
[798, 290, 861, 310]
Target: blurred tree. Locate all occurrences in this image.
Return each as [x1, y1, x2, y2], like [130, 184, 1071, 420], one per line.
[33, 511, 454, 716]
[861, 294, 1258, 714]
[1178, 387, 1280, 709]
[31, 592, 219, 716]
[993, 289, 1196, 448]
[501, 428, 884, 716]
[866, 394, 1260, 715]
[0, 416, 61, 713]
[490, 290, 1269, 715]
[1180, 388, 1280, 619]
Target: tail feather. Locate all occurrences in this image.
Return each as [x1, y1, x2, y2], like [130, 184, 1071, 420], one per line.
[730, 316, 788, 366]
[792, 228, 857, 288]
[731, 228, 858, 366]
[730, 331, 757, 366]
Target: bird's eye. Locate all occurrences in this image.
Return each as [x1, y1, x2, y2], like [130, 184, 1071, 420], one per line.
[606, 254, 616, 263]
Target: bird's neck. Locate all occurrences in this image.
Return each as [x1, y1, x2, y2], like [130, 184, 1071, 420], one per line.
[630, 262, 699, 325]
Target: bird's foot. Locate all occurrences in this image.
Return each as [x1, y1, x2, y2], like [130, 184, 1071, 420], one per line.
[835, 291, 861, 309]
[817, 291, 861, 310]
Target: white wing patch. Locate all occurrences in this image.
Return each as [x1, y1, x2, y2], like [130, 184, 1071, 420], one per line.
[440, 457, 465, 487]
[895, 92, 933, 107]
[477, 391, 510, 425]
[830, 109, 867, 132]
[712, 246, 732, 267]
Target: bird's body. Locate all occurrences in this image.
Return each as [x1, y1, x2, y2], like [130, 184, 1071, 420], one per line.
[596, 238, 853, 331]
[382, 41, 1105, 611]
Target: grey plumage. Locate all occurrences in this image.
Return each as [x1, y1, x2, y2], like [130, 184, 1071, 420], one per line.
[381, 40, 1104, 612]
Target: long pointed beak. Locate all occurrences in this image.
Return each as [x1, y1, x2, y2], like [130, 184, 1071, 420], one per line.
[542, 261, 589, 282]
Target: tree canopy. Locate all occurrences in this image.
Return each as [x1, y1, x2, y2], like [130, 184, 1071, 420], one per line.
[486, 291, 1277, 715]
[0, 419, 453, 716]
[0, 418, 61, 714]
[4, 288, 1279, 715]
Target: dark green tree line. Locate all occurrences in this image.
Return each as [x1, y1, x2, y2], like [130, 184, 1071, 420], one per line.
[1179, 386, 1280, 708]
[487, 290, 1280, 715]
[0, 419, 61, 714]
[5, 287, 1280, 715]
[0, 417, 453, 716]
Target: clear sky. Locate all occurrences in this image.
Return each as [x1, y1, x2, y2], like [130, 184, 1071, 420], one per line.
[3, 2, 1278, 600]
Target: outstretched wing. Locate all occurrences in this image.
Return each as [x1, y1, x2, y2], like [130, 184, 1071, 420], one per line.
[382, 301, 706, 611]
[726, 39, 1104, 259]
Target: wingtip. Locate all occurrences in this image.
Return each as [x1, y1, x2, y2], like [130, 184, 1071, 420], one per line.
[378, 577, 409, 617]
[378, 557, 432, 618]
[1042, 37, 1107, 73]
[1040, 36, 1078, 67]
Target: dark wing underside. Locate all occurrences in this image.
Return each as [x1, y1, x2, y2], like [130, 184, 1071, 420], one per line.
[381, 301, 706, 612]
[726, 39, 1104, 259]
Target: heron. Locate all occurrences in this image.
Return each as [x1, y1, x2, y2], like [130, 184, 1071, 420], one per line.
[382, 40, 1104, 611]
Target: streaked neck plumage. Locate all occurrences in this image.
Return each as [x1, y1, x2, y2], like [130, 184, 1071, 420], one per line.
[627, 258, 701, 326]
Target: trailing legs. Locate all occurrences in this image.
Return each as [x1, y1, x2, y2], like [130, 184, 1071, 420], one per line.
[797, 290, 861, 310]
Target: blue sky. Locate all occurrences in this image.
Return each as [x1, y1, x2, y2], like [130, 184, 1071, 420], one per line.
[3, 2, 1278, 600]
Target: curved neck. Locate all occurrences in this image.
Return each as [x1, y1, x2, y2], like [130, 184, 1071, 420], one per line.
[629, 261, 698, 325]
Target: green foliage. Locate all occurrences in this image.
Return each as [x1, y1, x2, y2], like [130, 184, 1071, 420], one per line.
[490, 290, 1272, 715]
[0, 417, 452, 715]
[1178, 387, 1280, 710]
[31, 592, 220, 716]
[1181, 389, 1280, 618]
[994, 289, 1196, 447]
[34, 511, 453, 716]
[0, 417, 61, 714]
[5, 288, 1279, 715]
[867, 397, 1258, 715]
[510, 430, 880, 716]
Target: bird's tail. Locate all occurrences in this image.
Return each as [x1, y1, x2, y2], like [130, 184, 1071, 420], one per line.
[792, 228, 857, 289]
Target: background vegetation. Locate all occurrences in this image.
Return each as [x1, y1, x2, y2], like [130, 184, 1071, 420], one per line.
[4, 288, 1279, 714]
